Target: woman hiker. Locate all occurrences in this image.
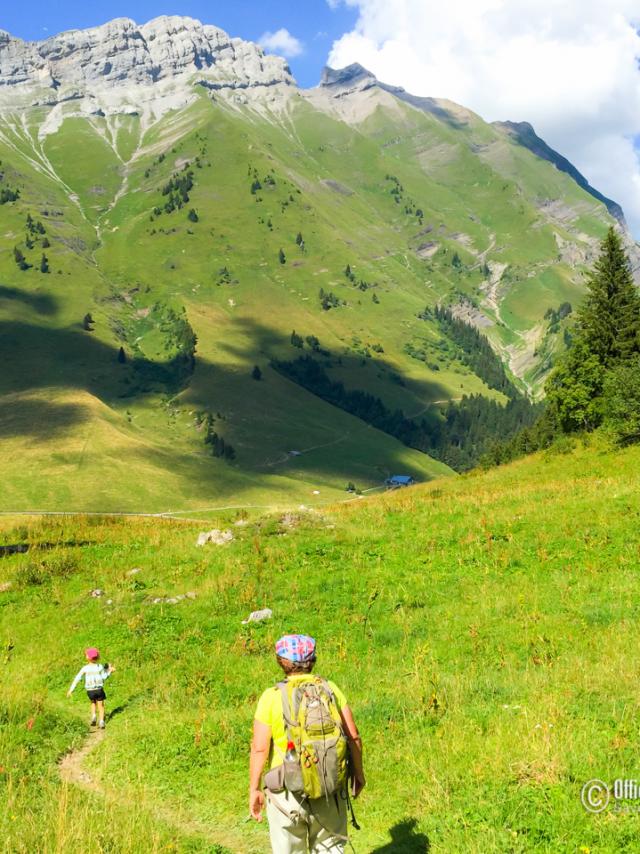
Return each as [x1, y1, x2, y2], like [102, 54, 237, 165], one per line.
[249, 634, 365, 853]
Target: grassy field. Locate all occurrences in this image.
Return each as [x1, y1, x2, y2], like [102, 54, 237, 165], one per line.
[0, 81, 616, 510]
[2, 435, 640, 852]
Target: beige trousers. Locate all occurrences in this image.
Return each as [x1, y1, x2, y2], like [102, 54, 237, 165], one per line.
[266, 789, 348, 853]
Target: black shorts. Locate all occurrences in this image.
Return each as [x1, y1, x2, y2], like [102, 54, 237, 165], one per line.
[87, 688, 106, 702]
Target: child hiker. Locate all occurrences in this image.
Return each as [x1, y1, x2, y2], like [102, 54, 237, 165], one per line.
[67, 647, 115, 729]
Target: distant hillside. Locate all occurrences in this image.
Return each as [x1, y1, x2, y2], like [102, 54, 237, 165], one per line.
[0, 17, 636, 508]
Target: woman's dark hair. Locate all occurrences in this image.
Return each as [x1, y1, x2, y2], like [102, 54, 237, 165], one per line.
[276, 654, 316, 675]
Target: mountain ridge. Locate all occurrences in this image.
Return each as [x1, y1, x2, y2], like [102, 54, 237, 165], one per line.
[0, 18, 629, 228]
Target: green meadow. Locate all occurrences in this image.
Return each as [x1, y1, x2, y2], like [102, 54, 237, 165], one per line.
[2, 436, 639, 852]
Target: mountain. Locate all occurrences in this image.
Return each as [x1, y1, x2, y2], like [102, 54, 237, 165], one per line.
[0, 17, 636, 510]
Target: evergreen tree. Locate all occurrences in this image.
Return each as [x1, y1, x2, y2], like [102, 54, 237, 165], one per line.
[42, 237, 50, 248]
[577, 227, 640, 367]
[603, 356, 640, 445]
[305, 335, 320, 351]
[545, 338, 605, 431]
[25, 234, 34, 250]
[82, 313, 94, 331]
[290, 330, 304, 348]
[279, 248, 286, 265]
[117, 346, 127, 364]
[40, 254, 49, 273]
[603, 358, 640, 445]
[296, 231, 304, 246]
[251, 365, 262, 380]
[543, 227, 640, 434]
[187, 208, 199, 222]
[13, 246, 28, 270]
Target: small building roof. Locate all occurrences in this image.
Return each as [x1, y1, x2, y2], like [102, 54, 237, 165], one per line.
[387, 475, 414, 485]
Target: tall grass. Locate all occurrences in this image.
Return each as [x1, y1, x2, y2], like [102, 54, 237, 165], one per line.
[2, 439, 640, 850]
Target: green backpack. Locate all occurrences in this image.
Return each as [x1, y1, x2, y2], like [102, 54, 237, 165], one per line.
[274, 676, 349, 800]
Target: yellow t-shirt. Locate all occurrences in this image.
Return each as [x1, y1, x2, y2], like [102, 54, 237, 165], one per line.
[255, 674, 348, 769]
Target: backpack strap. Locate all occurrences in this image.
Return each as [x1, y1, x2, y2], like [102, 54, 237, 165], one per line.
[317, 678, 335, 701]
[277, 681, 298, 732]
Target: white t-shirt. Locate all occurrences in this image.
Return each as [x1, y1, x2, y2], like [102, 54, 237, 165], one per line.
[69, 662, 110, 692]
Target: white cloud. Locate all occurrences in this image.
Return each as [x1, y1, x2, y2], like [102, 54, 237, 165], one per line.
[328, 0, 640, 236]
[259, 28, 304, 59]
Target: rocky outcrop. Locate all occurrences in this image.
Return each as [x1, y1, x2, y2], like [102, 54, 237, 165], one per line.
[319, 63, 378, 95]
[0, 16, 294, 107]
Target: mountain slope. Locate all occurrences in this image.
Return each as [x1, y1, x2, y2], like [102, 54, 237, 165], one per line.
[0, 17, 635, 509]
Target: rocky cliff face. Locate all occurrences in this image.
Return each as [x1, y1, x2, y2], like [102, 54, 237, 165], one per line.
[0, 16, 294, 109]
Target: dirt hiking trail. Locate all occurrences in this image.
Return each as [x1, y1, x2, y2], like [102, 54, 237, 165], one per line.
[58, 728, 253, 853]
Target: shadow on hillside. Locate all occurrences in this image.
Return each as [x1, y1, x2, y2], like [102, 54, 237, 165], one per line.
[0, 285, 58, 316]
[0, 398, 89, 439]
[371, 818, 430, 853]
[0, 314, 453, 494]
[199, 315, 450, 418]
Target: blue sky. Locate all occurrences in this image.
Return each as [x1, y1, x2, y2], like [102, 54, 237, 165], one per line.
[1, 1, 358, 89]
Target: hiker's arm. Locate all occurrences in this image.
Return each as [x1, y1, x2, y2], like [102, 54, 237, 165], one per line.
[341, 705, 365, 797]
[249, 720, 271, 821]
[67, 667, 85, 697]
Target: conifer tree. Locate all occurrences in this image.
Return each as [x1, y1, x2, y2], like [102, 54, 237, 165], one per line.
[577, 227, 640, 367]
[40, 254, 49, 273]
[279, 248, 286, 265]
[544, 227, 640, 433]
[13, 246, 28, 270]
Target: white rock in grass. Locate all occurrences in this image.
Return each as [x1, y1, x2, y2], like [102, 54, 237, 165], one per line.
[90, 588, 104, 598]
[127, 567, 142, 576]
[0, 581, 12, 592]
[196, 529, 234, 546]
[185, 591, 197, 599]
[242, 607, 273, 625]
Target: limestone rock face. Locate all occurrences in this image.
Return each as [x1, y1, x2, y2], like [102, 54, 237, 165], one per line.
[0, 16, 294, 108]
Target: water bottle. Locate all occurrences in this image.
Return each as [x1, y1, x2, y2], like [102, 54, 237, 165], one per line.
[283, 740, 304, 793]
[285, 740, 297, 762]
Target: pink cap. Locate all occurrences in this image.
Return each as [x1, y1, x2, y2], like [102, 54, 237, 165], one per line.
[85, 647, 99, 660]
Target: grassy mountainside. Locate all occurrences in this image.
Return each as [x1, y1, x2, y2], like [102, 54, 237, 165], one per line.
[2, 436, 640, 852]
[0, 77, 622, 509]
